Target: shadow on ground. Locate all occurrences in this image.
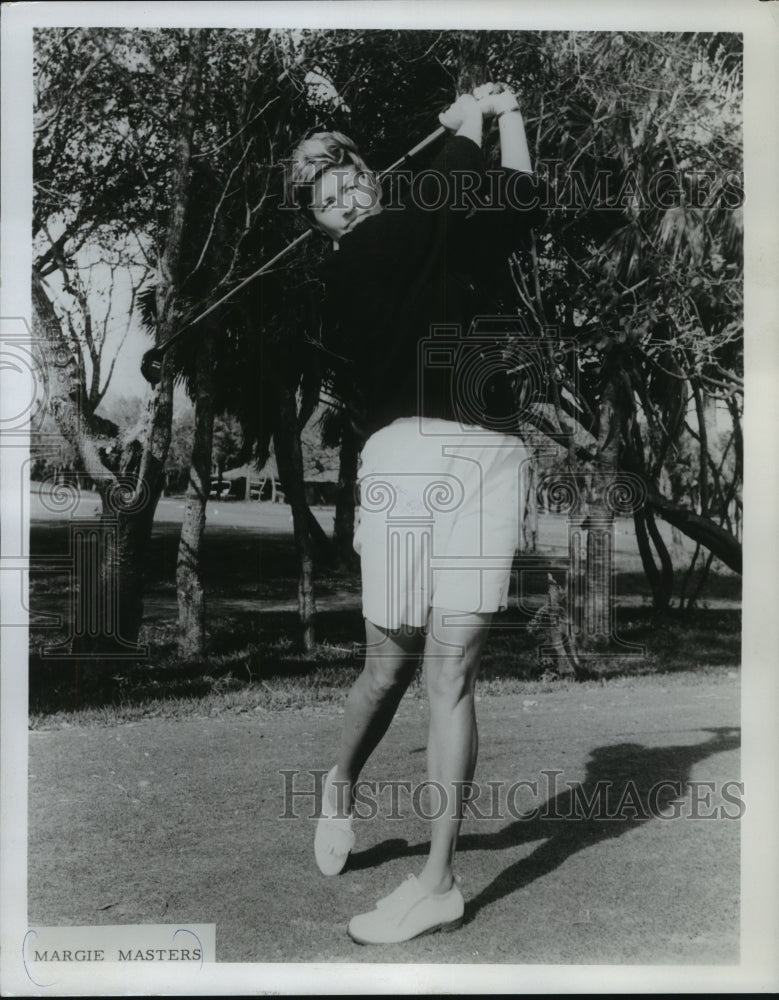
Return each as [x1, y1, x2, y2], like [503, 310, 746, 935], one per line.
[346, 726, 742, 925]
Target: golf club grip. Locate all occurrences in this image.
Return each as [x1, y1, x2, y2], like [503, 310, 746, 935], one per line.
[380, 126, 447, 177]
[406, 125, 448, 160]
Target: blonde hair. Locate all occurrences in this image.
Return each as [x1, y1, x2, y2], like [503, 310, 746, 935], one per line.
[285, 131, 380, 223]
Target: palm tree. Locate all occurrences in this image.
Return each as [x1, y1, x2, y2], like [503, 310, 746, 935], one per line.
[507, 30, 743, 618]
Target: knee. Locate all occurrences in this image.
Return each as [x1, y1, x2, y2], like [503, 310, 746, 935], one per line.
[426, 657, 476, 708]
[361, 656, 415, 701]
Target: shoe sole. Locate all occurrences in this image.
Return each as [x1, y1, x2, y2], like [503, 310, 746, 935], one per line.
[314, 851, 350, 876]
[314, 819, 353, 876]
[347, 915, 464, 945]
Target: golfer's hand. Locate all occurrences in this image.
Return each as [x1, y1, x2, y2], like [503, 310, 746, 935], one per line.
[473, 82, 519, 118]
[438, 93, 482, 132]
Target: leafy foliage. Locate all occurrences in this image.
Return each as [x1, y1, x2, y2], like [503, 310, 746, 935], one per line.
[34, 27, 743, 615]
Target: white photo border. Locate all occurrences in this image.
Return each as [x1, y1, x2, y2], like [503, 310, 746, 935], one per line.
[2, 1, 778, 994]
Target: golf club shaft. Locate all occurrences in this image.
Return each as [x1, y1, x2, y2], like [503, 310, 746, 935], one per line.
[141, 123, 448, 380]
[157, 229, 313, 352]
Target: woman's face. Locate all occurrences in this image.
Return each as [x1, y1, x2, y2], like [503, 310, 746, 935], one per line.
[311, 164, 382, 241]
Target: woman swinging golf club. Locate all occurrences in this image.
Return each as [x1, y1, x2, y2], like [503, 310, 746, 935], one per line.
[286, 83, 543, 944]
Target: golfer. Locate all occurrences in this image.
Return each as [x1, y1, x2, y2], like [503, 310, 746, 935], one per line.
[286, 85, 542, 944]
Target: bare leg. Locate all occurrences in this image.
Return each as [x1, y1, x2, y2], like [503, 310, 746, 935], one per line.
[330, 619, 424, 815]
[417, 607, 492, 893]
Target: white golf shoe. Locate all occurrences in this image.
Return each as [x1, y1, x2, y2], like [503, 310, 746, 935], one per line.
[314, 765, 354, 876]
[348, 875, 464, 944]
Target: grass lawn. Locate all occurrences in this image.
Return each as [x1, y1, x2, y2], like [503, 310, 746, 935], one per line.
[27, 491, 741, 729]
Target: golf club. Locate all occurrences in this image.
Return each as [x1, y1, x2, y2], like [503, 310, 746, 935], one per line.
[140, 124, 447, 385]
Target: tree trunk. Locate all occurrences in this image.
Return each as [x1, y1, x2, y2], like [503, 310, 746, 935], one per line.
[634, 507, 673, 612]
[60, 505, 156, 658]
[306, 505, 334, 564]
[334, 419, 360, 566]
[97, 504, 157, 653]
[177, 333, 216, 658]
[152, 28, 206, 654]
[153, 29, 205, 340]
[580, 371, 621, 648]
[520, 450, 538, 553]
[32, 31, 204, 659]
[726, 395, 743, 543]
[645, 505, 674, 608]
[581, 506, 614, 647]
[32, 270, 173, 658]
[644, 488, 742, 574]
[273, 382, 317, 651]
[691, 378, 710, 517]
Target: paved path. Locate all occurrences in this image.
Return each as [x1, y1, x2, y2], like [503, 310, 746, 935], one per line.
[28, 673, 740, 965]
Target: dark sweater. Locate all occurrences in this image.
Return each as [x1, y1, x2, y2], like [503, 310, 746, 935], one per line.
[320, 135, 543, 440]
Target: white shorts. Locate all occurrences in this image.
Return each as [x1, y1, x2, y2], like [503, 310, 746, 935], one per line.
[353, 417, 530, 629]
